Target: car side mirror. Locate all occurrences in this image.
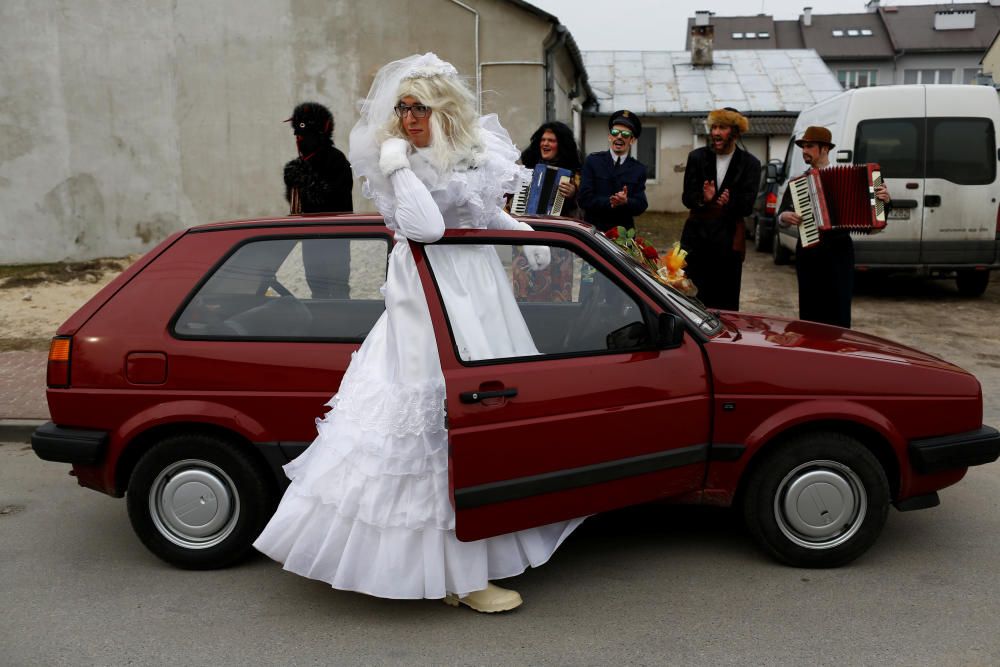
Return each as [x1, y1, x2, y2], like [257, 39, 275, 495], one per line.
[765, 163, 779, 183]
[835, 150, 853, 163]
[656, 312, 685, 348]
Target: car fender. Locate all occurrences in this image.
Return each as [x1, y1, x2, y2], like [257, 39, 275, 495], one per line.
[110, 399, 268, 462]
[742, 398, 906, 457]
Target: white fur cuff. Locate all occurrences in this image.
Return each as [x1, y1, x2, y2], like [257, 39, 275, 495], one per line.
[379, 138, 411, 177]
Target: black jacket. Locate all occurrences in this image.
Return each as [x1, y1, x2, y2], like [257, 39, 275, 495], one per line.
[681, 146, 760, 249]
[284, 145, 353, 213]
[579, 151, 648, 231]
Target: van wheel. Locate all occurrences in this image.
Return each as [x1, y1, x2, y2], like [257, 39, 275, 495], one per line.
[956, 270, 990, 297]
[772, 230, 792, 265]
[742, 432, 889, 568]
[126, 433, 275, 569]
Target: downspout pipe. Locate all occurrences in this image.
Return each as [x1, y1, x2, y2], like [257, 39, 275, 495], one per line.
[446, 0, 481, 113]
[543, 23, 568, 122]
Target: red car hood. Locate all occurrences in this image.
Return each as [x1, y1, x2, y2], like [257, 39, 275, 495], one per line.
[705, 311, 979, 398]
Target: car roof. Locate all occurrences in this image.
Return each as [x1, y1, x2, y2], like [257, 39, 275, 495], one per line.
[187, 213, 597, 235]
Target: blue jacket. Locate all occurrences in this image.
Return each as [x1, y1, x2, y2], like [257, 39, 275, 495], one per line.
[579, 151, 648, 231]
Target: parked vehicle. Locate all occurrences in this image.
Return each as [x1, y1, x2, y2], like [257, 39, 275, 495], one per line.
[31, 215, 1000, 570]
[747, 159, 783, 253]
[775, 84, 1000, 295]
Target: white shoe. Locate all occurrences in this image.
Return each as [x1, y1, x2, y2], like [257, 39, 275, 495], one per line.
[443, 583, 523, 613]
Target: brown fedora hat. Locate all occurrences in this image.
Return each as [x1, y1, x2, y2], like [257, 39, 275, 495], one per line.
[795, 126, 835, 148]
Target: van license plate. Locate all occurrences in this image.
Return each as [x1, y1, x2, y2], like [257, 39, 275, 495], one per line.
[888, 208, 910, 220]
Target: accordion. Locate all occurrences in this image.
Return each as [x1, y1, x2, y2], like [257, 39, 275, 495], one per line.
[788, 163, 886, 248]
[510, 164, 573, 216]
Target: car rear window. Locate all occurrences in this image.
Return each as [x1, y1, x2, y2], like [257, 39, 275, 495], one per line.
[173, 236, 389, 341]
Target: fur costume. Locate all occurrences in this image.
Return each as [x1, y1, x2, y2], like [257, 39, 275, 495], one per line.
[707, 107, 750, 134]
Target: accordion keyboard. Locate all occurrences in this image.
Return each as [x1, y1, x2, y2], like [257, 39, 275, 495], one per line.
[510, 177, 531, 216]
[790, 177, 821, 247]
[870, 169, 885, 222]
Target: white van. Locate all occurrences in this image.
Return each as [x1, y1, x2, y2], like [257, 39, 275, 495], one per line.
[774, 84, 1000, 296]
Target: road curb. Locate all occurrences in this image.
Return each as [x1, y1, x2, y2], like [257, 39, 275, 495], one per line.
[0, 419, 46, 444]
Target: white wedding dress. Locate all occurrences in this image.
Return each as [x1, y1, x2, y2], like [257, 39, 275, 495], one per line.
[253, 115, 583, 599]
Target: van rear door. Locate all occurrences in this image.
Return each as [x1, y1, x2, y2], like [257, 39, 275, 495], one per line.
[921, 88, 998, 265]
[851, 87, 926, 266]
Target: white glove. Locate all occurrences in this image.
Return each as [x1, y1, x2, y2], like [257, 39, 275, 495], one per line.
[523, 245, 551, 271]
[379, 137, 411, 177]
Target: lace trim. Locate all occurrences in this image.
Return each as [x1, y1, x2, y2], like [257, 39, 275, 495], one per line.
[322, 365, 446, 436]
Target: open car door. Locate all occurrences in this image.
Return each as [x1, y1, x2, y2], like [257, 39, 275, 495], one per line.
[412, 229, 713, 541]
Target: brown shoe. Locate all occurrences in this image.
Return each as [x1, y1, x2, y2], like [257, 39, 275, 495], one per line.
[443, 583, 523, 613]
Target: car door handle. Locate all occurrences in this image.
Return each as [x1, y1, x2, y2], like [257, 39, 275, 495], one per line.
[460, 388, 518, 403]
[924, 195, 941, 207]
[892, 199, 919, 209]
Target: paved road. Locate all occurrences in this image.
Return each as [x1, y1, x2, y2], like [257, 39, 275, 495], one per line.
[3, 439, 999, 666]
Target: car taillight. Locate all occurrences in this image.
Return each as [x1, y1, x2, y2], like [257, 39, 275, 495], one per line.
[765, 192, 778, 216]
[995, 201, 1000, 237]
[47, 336, 72, 387]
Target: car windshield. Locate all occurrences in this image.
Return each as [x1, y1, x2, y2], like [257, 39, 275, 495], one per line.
[591, 231, 721, 335]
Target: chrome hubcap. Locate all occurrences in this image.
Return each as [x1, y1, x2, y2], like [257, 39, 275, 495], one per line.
[149, 459, 239, 549]
[774, 460, 867, 550]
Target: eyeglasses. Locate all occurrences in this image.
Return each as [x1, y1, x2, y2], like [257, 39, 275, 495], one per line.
[394, 103, 431, 119]
[609, 128, 634, 139]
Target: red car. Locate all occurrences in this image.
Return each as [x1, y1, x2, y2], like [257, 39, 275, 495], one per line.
[31, 215, 1000, 570]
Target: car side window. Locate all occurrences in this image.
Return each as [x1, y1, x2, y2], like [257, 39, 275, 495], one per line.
[173, 236, 389, 341]
[855, 118, 924, 179]
[425, 242, 647, 362]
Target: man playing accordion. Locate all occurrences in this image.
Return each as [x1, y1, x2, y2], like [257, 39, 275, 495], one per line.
[778, 125, 892, 328]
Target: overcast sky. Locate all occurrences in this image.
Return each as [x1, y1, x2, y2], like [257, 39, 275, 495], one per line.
[529, 0, 952, 51]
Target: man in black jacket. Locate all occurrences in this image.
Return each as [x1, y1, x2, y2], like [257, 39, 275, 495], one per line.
[579, 110, 648, 232]
[777, 125, 892, 328]
[284, 102, 354, 298]
[680, 107, 761, 311]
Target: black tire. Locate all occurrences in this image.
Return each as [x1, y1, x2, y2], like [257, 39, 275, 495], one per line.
[742, 432, 889, 568]
[126, 433, 275, 569]
[754, 221, 772, 253]
[772, 229, 792, 265]
[956, 270, 990, 297]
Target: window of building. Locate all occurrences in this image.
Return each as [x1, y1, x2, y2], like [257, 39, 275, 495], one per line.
[963, 67, 984, 84]
[861, 28, 873, 35]
[746, 32, 757, 38]
[759, 32, 770, 38]
[637, 126, 657, 180]
[838, 69, 877, 89]
[904, 69, 955, 84]
[832, 29, 845, 37]
[732, 32, 744, 39]
[847, 29, 860, 36]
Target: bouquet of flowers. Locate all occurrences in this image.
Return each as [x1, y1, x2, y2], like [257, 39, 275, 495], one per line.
[604, 227, 697, 296]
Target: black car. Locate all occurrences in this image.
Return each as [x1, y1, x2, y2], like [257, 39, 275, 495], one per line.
[746, 159, 784, 254]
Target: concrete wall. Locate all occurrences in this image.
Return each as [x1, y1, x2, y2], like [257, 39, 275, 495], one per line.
[0, 0, 581, 263]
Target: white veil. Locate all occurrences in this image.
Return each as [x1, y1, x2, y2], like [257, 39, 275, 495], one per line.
[349, 52, 522, 228]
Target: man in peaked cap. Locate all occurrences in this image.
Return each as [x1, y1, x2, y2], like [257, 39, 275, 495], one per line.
[680, 106, 761, 311]
[777, 125, 892, 328]
[579, 109, 649, 232]
[283, 102, 354, 299]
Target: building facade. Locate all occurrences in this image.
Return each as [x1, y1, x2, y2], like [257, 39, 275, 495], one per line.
[0, 0, 592, 263]
[686, 2, 1000, 90]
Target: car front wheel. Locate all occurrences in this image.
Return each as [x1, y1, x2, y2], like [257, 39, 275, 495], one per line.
[126, 433, 275, 569]
[956, 269, 990, 297]
[742, 432, 889, 568]
[772, 229, 792, 265]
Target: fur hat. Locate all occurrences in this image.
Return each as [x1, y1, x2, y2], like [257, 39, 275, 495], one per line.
[707, 107, 749, 134]
[285, 102, 334, 137]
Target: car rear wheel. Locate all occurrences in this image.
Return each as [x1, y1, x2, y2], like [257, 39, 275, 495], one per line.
[742, 432, 889, 568]
[754, 220, 772, 253]
[126, 433, 275, 569]
[955, 270, 990, 297]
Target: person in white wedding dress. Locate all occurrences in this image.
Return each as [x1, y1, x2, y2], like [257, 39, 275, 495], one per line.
[253, 53, 584, 613]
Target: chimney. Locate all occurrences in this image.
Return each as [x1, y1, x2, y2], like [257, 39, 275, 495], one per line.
[690, 24, 714, 67]
[934, 10, 976, 31]
[803, 7, 813, 27]
[865, 0, 880, 11]
[695, 10, 712, 26]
